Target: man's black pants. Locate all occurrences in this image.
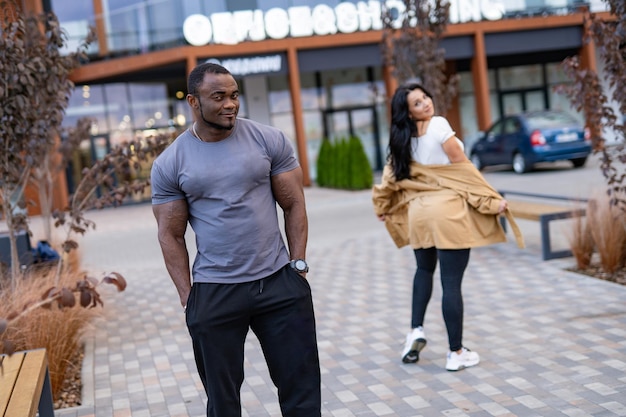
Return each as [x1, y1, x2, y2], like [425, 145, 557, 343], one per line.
[186, 265, 321, 417]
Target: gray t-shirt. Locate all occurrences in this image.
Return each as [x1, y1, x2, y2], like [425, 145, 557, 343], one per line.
[151, 118, 299, 283]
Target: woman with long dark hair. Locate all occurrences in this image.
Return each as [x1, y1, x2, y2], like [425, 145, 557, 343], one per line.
[373, 83, 524, 371]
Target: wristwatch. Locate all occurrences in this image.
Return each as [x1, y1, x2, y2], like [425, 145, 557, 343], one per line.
[290, 259, 309, 273]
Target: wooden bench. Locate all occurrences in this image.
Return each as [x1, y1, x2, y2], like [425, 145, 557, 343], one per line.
[0, 349, 54, 417]
[499, 191, 588, 261]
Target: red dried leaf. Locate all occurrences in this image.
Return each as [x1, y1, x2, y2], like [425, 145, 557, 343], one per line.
[79, 290, 92, 308]
[2, 340, 16, 356]
[102, 272, 127, 292]
[62, 240, 79, 253]
[59, 288, 76, 308]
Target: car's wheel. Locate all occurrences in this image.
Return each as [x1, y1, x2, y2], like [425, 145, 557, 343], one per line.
[570, 157, 587, 168]
[470, 153, 483, 171]
[512, 152, 530, 174]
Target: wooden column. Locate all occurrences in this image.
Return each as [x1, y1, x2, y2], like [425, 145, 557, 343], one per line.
[22, 0, 43, 15]
[471, 30, 491, 131]
[286, 46, 311, 186]
[92, 0, 109, 56]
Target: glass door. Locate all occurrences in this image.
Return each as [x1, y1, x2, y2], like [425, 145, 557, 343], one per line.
[66, 134, 111, 197]
[501, 88, 547, 115]
[323, 105, 383, 170]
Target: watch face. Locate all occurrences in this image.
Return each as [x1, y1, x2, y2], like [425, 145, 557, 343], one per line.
[295, 260, 307, 271]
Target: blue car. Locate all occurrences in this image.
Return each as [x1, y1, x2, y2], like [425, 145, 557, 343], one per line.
[469, 110, 592, 174]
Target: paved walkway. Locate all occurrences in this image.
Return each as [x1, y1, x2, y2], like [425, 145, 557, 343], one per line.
[54, 184, 626, 417]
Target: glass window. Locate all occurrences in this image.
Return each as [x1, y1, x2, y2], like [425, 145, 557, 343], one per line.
[64, 85, 108, 135]
[497, 64, 544, 90]
[320, 68, 376, 108]
[489, 91, 501, 124]
[128, 83, 169, 130]
[458, 72, 474, 94]
[258, 0, 290, 9]
[50, 0, 93, 21]
[504, 117, 522, 134]
[300, 72, 322, 111]
[146, 1, 183, 48]
[459, 93, 479, 148]
[546, 62, 570, 84]
[172, 99, 192, 128]
[104, 84, 133, 133]
[50, 0, 96, 54]
[270, 113, 296, 146]
[268, 76, 292, 113]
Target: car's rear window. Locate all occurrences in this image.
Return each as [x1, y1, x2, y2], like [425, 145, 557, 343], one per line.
[526, 113, 578, 130]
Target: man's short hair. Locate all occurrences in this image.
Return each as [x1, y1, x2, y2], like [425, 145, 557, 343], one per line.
[187, 62, 232, 96]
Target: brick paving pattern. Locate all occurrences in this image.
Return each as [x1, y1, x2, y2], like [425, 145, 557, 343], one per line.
[54, 186, 626, 417]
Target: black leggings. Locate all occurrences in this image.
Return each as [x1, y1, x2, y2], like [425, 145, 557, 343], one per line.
[412, 247, 470, 352]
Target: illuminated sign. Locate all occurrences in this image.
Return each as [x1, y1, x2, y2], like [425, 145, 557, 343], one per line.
[183, 0, 505, 47]
[205, 55, 284, 76]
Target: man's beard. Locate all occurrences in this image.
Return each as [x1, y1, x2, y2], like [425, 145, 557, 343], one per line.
[198, 100, 234, 131]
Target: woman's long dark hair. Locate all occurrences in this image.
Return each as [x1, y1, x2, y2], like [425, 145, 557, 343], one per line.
[388, 83, 433, 180]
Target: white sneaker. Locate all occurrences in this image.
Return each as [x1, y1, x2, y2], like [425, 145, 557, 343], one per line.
[401, 327, 427, 363]
[446, 347, 480, 371]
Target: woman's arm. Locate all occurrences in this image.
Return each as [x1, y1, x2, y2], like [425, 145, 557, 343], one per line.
[442, 136, 469, 163]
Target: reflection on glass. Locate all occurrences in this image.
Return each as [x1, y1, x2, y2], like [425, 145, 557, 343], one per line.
[459, 94, 478, 149]
[50, 0, 97, 54]
[270, 114, 296, 148]
[129, 83, 169, 129]
[498, 64, 543, 89]
[526, 91, 546, 111]
[64, 85, 108, 133]
[503, 94, 523, 115]
[351, 108, 377, 168]
[303, 110, 323, 179]
[105, 84, 133, 131]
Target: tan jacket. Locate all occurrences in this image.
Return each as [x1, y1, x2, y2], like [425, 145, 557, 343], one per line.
[372, 161, 525, 249]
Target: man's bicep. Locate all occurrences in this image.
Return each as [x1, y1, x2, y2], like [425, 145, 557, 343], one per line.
[271, 167, 304, 210]
[153, 199, 189, 237]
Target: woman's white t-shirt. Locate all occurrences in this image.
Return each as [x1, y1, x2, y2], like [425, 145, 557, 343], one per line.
[411, 116, 464, 165]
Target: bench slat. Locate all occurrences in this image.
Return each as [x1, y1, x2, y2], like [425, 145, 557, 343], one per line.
[508, 201, 578, 221]
[0, 352, 26, 417]
[2, 349, 49, 417]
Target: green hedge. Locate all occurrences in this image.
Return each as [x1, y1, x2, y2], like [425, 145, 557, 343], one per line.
[316, 136, 373, 190]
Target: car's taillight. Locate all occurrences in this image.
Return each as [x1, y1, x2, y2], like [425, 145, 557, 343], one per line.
[584, 127, 591, 142]
[530, 130, 546, 147]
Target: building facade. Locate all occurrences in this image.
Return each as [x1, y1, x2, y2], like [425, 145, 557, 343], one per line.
[21, 0, 611, 191]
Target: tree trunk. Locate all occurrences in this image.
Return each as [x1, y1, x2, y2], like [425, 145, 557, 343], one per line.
[1, 185, 22, 290]
[36, 158, 54, 243]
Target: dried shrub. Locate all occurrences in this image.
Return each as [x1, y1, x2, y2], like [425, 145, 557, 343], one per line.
[0, 264, 100, 399]
[587, 195, 626, 275]
[567, 212, 595, 270]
